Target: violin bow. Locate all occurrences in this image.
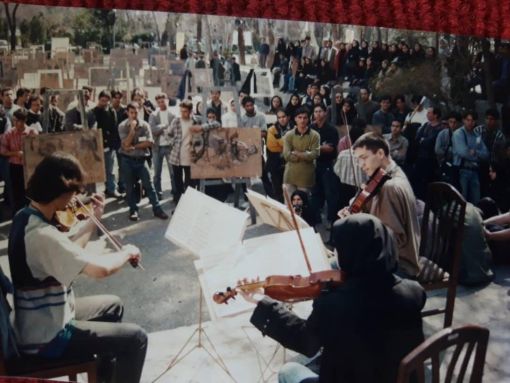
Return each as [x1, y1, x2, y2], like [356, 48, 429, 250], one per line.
[283, 187, 312, 274]
[75, 198, 145, 271]
[342, 108, 361, 189]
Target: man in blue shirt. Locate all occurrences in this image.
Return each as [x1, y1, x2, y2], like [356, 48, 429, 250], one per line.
[452, 110, 489, 203]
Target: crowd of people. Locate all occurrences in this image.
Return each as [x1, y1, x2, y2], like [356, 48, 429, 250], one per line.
[1, 34, 510, 383]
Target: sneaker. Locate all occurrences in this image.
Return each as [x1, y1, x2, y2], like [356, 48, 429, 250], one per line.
[154, 210, 169, 220]
[129, 211, 140, 221]
[105, 190, 124, 199]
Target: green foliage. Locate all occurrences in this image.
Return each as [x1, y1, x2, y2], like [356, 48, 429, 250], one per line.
[371, 62, 445, 102]
[71, 9, 117, 51]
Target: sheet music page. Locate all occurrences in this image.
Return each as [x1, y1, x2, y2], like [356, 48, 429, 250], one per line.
[246, 189, 309, 231]
[165, 188, 249, 257]
[198, 228, 331, 319]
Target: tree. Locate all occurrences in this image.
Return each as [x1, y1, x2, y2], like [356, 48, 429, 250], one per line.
[3, 3, 20, 51]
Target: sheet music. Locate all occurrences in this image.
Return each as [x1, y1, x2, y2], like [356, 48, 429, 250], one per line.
[165, 187, 250, 257]
[198, 228, 331, 319]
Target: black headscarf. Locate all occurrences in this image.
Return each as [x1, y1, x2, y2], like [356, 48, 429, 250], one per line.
[332, 214, 397, 278]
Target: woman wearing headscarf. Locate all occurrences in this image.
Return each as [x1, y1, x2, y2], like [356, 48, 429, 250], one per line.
[290, 190, 316, 227]
[242, 214, 426, 383]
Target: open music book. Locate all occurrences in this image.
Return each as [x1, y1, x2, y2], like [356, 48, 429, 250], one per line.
[165, 187, 250, 257]
[246, 189, 309, 231]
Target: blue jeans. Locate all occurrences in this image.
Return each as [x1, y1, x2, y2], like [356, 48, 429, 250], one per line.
[152, 145, 175, 195]
[278, 362, 319, 383]
[459, 168, 480, 204]
[104, 149, 125, 194]
[121, 156, 162, 214]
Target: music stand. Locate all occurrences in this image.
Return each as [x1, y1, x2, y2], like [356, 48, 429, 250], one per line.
[151, 288, 236, 382]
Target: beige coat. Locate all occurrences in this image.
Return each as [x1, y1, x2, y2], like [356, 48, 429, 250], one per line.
[366, 161, 421, 276]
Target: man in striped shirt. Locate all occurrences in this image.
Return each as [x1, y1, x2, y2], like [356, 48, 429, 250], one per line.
[8, 152, 147, 383]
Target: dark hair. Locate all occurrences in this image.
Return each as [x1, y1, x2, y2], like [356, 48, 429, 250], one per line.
[28, 95, 42, 108]
[13, 108, 28, 121]
[476, 197, 500, 220]
[206, 108, 216, 116]
[294, 106, 310, 117]
[462, 110, 478, 120]
[411, 95, 422, 104]
[82, 85, 94, 92]
[447, 111, 461, 121]
[16, 87, 29, 99]
[485, 108, 500, 119]
[313, 103, 327, 112]
[1, 87, 13, 96]
[111, 90, 122, 99]
[394, 95, 406, 104]
[242, 96, 255, 106]
[179, 100, 193, 111]
[155, 93, 167, 100]
[352, 132, 390, 156]
[126, 102, 139, 111]
[275, 108, 287, 116]
[379, 95, 391, 103]
[430, 106, 441, 119]
[98, 90, 111, 99]
[26, 152, 85, 203]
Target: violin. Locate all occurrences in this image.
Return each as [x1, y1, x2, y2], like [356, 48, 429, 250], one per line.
[54, 199, 94, 231]
[349, 168, 390, 214]
[213, 270, 346, 304]
[56, 196, 144, 270]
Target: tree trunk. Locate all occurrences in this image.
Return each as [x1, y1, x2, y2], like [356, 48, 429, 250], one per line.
[482, 39, 496, 108]
[238, 24, 246, 65]
[197, 14, 202, 45]
[204, 15, 213, 58]
[4, 3, 19, 52]
[266, 20, 276, 69]
[152, 12, 161, 44]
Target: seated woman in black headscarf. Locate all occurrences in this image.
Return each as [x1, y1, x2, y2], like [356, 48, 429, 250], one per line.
[291, 190, 316, 228]
[241, 214, 426, 383]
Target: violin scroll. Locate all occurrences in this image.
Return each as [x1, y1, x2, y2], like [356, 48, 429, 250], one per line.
[213, 287, 238, 304]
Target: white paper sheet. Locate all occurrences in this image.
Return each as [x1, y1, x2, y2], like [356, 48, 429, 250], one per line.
[165, 188, 250, 257]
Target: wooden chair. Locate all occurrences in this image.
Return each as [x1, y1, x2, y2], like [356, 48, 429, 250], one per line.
[396, 325, 490, 383]
[418, 182, 466, 328]
[0, 339, 97, 383]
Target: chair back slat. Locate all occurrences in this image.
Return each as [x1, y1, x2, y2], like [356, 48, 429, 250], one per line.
[431, 353, 440, 383]
[397, 325, 489, 383]
[420, 183, 466, 273]
[445, 343, 464, 382]
[456, 342, 476, 383]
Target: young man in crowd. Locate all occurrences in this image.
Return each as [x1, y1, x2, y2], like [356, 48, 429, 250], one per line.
[168, 100, 220, 204]
[339, 133, 421, 278]
[282, 107, 320, 195]
[413, 106, 444, 199]
[355, 87, 378, 123]
[383, 119, 408, 167]
[118, 102, 168, 221]
[371, 95, 395, 134]
[452, 110, 489, 204]
[149, 93, 176, 201]
[91, 90, 123, 199]
[310, 103, 339, 228]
